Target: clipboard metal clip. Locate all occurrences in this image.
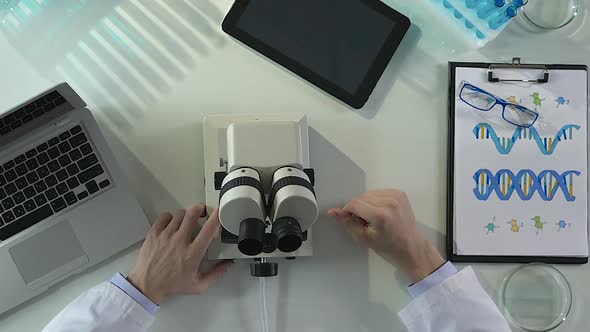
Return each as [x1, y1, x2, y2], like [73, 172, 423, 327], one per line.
[488, 57, 549, 83]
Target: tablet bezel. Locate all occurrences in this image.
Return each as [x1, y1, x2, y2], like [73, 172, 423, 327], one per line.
[222, 0, 410, 109]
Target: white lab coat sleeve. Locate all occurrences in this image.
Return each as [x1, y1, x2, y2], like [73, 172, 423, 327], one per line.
[398, 266, 511, 332]
[42, 281, 155, 332]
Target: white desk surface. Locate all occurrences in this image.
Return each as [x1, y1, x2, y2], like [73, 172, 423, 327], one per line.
[0, 0, 589, 331]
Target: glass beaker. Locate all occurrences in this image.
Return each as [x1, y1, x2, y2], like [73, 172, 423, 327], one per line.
[522, 0, 582, 30]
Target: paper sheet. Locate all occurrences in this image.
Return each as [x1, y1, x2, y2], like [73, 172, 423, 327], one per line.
[453, 67, 588, 257]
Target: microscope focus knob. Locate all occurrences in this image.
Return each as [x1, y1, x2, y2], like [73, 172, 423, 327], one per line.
[250, 261, 278, 277]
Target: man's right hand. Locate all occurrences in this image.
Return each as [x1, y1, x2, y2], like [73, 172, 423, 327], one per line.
[127, 204, 234, 304]
[328, 190, 444, 283]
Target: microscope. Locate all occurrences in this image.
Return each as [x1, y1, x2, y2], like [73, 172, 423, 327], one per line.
[204, 113, 318, 277]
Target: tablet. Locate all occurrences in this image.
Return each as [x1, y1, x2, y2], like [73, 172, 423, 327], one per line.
[222, 0, 410, 109]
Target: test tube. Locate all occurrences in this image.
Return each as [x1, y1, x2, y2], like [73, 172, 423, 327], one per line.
[465, 0, 483, 9]
[513, 0, 527, 7]
[477, 0, 504, 19]
[489, 6, 518, 29]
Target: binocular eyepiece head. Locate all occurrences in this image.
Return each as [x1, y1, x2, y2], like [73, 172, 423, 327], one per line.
[237, 216, 303, 256]
[219, 167, 317, 257]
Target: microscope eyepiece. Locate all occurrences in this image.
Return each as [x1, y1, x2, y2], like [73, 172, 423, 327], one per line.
[272, 217, 303, 253]
[238, 218, 266, 256]
[219, 168, 267, 257]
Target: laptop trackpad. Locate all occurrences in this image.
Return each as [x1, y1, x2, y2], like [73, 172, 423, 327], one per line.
[9, 221, 88, 286]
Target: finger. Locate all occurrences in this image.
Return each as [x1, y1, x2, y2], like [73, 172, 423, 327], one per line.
[329, 207, 369, 227]
[189, 209, 221, 261]
[166, 209, 187, 233]
[327, 208, 350, 219]
[325, 207, 373, 245]
[337, 213, 367, 233]
[149, 212, 174, 235]
[194, 260, 234, 293]
[337, 215, 370, 244]
[179, 203, 206, 237]
[343, 199, 383, 223]
[330, 207, 367, 230]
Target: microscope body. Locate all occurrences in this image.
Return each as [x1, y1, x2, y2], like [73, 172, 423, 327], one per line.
[204, 114, 318, 275]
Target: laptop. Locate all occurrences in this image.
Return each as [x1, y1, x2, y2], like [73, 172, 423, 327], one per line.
[0, 83, 150, 315]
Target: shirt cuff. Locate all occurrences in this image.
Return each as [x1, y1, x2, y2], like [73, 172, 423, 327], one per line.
[110, 273, 160, 315]
[407, 262, 458, 298]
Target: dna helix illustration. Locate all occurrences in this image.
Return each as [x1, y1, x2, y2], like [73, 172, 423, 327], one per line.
[473, 169, 580, 201]
[473, 123, 580, 155]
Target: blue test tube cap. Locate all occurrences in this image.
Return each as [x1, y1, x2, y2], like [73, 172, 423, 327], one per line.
[514, 0, 527, 7]
[494, 0, 505, 7]
[506, 6, 518, 17]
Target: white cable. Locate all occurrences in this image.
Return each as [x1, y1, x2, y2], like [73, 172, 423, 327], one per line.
[259, 277, 269, 332]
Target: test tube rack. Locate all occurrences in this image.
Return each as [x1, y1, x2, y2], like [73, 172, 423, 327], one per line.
[431, 0, 524, 47]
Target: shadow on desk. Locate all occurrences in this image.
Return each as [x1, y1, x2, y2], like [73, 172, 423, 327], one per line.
[1, 0, 226, 132]
[105, 129, 181, 221]
[269, 129, 403, 332]
[98, 116, 213, 221]
[275, 128, 372, 332]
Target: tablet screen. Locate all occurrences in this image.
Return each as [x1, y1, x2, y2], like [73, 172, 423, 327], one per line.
[224, 0, 410, 108]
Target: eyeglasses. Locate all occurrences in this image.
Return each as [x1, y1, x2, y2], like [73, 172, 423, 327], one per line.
[459, 82, 539, 128]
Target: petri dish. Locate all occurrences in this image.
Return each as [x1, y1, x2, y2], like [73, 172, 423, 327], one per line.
[522, 0, 581, 30]
[500, 263, 572, 331]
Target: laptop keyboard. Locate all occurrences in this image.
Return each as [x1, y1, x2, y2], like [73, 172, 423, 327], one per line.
[0, 91, 67, 136]
[0, 125, 112, 241]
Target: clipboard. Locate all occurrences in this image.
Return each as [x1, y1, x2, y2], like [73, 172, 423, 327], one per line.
[447, 58, 589, 264]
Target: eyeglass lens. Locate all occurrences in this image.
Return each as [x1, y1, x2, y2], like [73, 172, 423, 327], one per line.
[461, 86, 497, 110]
[503, 104, 538, 127]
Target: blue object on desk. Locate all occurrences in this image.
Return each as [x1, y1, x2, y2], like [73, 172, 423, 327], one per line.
[478, 0, 503, 19]
[506, 6, 518, 16]
[435, 0, 522, 43]
[465, 0, 484, 8]
[489, 5, 518, 30]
